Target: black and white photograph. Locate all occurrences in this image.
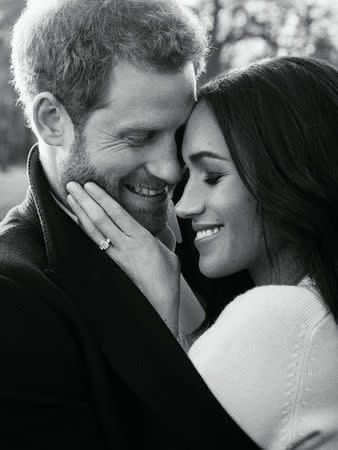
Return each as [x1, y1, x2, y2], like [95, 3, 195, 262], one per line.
[0, 0, 337, 448]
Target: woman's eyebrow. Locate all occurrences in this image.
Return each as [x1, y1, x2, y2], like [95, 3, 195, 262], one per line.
[189, 151, 230, 163]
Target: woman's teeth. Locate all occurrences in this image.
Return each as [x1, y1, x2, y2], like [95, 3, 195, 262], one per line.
[127, 184, 165, 197]
[195, 226, 223, 241]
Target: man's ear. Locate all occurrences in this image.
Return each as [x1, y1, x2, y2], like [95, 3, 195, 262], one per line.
[32, 92, 70, 146]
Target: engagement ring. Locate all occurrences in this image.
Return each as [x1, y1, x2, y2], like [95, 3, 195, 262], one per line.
[99, 238, 111, 251]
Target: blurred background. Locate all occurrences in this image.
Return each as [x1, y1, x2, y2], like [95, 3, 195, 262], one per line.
[0, 0, 338, 220]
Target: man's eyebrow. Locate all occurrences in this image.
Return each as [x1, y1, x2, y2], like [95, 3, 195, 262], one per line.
[118, 119, 188, 134]
[117, 123, 162, 133]
[189, 151, 230, 163]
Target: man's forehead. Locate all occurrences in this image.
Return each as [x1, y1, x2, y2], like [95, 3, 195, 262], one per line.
[92, 68, 196, 128]
[106, 61, 196, 103]
[108, 86, 196, 112]
[89, 99, 194, 133]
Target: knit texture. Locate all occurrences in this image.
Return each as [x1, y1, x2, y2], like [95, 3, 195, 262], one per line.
[189, 282, 338, 449]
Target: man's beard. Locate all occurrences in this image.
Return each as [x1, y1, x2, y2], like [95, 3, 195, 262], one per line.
[60, 129, 170, 235]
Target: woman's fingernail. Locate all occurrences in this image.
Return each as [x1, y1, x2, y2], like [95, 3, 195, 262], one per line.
[66, 182, 78, 193]
[66, 194, 74, 204]
[84, 182, 97, 192]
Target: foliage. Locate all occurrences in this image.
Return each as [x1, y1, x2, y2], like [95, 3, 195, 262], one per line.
[182, 0, 338, 82]
[0, 0, 338, 168]
[0, 165, 27, 219]
[0, 0, 33, 170]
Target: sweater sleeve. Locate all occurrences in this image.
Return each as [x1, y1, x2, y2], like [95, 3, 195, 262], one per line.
[188, 285, 338, 449]
[177, 274, 205, 351]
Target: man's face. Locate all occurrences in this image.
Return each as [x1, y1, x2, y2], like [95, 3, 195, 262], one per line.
[60, 61, 197, 234]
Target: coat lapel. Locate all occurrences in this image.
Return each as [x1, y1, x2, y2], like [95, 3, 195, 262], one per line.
[26, 146, 257, 448]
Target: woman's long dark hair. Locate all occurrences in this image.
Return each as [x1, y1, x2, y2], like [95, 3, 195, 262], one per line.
[196, 56, 338, 327]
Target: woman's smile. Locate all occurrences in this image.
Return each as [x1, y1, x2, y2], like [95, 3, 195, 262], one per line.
[194, 225, 224, 245]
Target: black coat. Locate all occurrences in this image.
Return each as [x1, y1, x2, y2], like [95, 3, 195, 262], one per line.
[0, 147, 258, 449]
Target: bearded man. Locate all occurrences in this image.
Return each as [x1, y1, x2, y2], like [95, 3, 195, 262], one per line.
[0, 0, 258, 448]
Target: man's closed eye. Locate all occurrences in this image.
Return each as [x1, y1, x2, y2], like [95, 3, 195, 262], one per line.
[123, 132, 157, 146]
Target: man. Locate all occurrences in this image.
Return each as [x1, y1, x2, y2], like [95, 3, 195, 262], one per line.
[0, 0, 258, 448]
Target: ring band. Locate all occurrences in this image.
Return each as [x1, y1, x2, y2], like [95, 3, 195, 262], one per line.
[99, 238, 111, 251]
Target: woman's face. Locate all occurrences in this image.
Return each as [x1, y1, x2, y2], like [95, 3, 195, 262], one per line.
[175, 101, 264, 278]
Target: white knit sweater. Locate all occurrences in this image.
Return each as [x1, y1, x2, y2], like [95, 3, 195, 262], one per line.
[188, 280, 338, 449]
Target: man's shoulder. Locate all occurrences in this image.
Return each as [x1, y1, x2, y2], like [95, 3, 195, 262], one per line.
[0, 212, 85, 365]
[0, 205, 63, 313]
[0, 202, 45, 267]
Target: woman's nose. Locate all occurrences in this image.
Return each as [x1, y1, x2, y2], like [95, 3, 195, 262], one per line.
[175, 181, 205, 219]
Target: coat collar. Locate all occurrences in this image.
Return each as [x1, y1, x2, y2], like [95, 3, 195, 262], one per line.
[23, 145, 257, 448]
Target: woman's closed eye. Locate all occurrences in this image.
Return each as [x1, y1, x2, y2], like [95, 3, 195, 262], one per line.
[204, 172, 227, 185]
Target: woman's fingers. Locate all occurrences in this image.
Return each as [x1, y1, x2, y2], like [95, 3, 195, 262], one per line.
[66, 182, 125, 247]
[66, 183, 180, 337]
[67, 194, 108, 247]
[83, 182, 144, 237]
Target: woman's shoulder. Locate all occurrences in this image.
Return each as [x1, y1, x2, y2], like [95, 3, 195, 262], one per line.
[189, 281, 338, 448]
[189, 281, 329, 358]
[215, 281, 328, 335]
[189, 281, 330, 370]
[189, 281, 331, 387]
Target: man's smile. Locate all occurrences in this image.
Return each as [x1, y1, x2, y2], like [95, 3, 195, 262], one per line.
[125, 183, 167, 198]
[120, 182, 170, 234]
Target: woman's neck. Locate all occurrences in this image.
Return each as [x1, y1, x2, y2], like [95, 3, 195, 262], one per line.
[249, 247, 305, 287]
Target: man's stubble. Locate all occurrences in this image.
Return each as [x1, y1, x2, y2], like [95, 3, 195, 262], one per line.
[60, 128, 170, 235]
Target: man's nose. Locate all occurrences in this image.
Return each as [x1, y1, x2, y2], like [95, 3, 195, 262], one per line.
[145, 143, 182, 186]
[175, 179, 205, 219]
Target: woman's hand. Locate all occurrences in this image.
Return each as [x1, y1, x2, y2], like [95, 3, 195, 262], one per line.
[66, 181, 180, 337]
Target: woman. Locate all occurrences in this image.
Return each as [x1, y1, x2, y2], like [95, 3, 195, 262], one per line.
[66, 56, 338, 448]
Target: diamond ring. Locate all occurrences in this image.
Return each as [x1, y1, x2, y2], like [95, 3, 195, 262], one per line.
[99, 238, 111, 251]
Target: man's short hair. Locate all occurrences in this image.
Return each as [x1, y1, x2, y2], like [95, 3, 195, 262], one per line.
[11, 0, 209, 127]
